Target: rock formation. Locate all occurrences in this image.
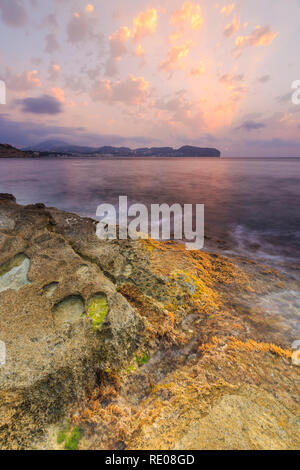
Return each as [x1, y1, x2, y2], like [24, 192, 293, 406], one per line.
[0, 144, 39, 158]
[0, 194, 299, 450]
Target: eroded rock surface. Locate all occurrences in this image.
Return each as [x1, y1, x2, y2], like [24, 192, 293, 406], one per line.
[0, 194, 299, 450]
[0, 195, 144, 449]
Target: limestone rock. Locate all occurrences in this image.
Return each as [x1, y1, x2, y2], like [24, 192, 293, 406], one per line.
[0, 195, 144, 449]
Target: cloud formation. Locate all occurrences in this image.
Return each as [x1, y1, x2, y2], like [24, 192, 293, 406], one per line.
[235, 25, 278, 53]
[0, 0, 296, 156]
[220, 3, 235, 16]
[105, 26, 131, 75]
[258, 75, 271, 83]
[5, 69, 42, 92]
[67, 8, 98, 44]
[0, 0, 27, 28]
[159, 42, 191, 72]
[224, 15, 240, 37]
[91, 75, 149, 105]
[132, 8, 158, 41]
[18, 95, 63, 114]
[104, 8, 158, 75]
[51, 87, 65, 103]
[237, 120, 266, 131]
[48, 64, 61, 81]
[45, 32, 60, 53]
[219, 74, 244, 85]
[171, 2, 204, 31]
[0, 114, 153, 149]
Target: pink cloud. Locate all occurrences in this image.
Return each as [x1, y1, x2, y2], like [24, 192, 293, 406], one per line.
[159, 42, 191, 72]
[91, 75, 150, 106]
[132, 8, 158, 41]
[224, 15, 240, 37]
[235, 25, 278, 53]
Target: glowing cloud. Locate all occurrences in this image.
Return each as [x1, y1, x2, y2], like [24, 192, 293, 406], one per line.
[220, 3, 235, 16]
[159, 42, 191, 72]
[219, 73, 244, 84]
[224, 15, 240, 37]
[48, 64, 61, 81]
[67, 8, 97, 43]
[51, 87, 65, 103]
[109, 26, 131, 59]
[190, 64, 205, 76]
[135, 44, 145, 57]
[235, 25, 278, 52]
[85, 4, 94, 13]
[171, 2, 204, 31]
[132, 8, 158, 41]
[91, 75, 150, 105]
[5, 69, 42, 91]
[105, 26, 131, 75]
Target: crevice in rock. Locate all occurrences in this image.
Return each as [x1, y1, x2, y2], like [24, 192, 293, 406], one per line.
[67, 244, 117, 285]
[43, 282, 59, 298]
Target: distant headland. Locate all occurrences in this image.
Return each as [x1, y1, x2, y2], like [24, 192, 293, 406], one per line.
[0, 141, 221, 158]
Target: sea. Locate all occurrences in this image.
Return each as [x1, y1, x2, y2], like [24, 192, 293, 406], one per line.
[0, 156, 299, 269]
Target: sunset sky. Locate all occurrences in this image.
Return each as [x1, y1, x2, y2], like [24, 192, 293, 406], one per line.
[0, 0, 300, 156]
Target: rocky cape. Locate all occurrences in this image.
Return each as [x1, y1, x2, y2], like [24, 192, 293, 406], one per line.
[23, 140, 221, 157]
[0, 194, 299, 450]
[0, 144, 39, 158]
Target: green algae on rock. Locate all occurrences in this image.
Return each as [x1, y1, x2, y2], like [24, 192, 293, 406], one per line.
[0, 195, 145, 449]
[87, 294, 108, 329]
[0, 194, 299, 451]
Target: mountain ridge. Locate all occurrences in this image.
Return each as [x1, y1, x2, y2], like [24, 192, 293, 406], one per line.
[23, 140, 221, 157]
[1, 141, 221, 158]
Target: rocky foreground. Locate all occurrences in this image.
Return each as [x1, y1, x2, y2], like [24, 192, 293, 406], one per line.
[0, 194, 299, 450]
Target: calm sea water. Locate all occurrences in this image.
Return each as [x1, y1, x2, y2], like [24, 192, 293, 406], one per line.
[0, 157, 299, 265]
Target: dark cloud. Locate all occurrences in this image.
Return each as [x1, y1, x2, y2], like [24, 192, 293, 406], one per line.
[67, 11, 99, 44]
[219, 74, 244, 84]
[276, 92, 292, 104]
[258, 75, 271, 83]
[45, 33, 60, 53]
[0, 0, 28, 28]
[246, 137, 300, 149]
[237, 120, 266, 131]
[0, 114, 158, 148]
[17, 95, 63, 114]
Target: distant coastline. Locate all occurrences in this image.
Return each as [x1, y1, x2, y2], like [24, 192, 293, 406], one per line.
[0, 142, 221, 159]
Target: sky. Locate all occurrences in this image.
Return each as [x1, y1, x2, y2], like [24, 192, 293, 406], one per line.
[0, 0, 300, 156]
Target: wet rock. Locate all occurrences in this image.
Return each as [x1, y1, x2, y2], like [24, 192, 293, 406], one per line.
[0, 194, 299, 450]
[174, 389, 299, 450]
[52, 295, 85, 327]
[0, 196, 144, 449]
[0, 194, 16, 202]
[0, 254, 30, 293]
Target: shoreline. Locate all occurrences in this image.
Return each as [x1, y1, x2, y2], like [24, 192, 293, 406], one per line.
[0, 194, 299, 450]
[1, 155, 300, 159]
